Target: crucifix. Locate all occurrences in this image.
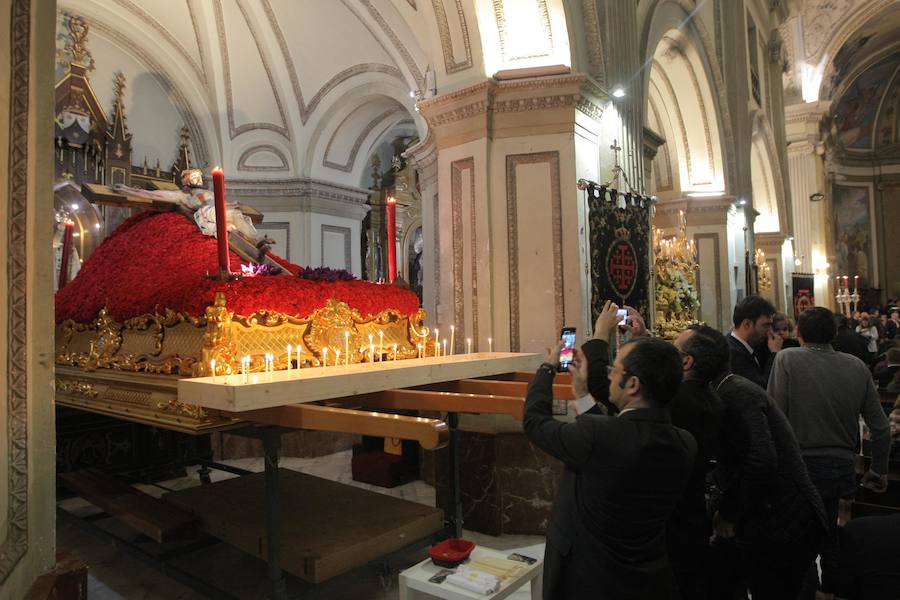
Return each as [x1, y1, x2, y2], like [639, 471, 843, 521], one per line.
[605, 139, 623, 190]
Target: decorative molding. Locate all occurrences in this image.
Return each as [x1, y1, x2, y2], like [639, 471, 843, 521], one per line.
[255, 221, 290, 260]
[648, 96, 673, 192]
[451, 158, 476, 352]
[260, 0, 403, 125]
[236, 144, 289, 171]
[651, 62, 694, 182]
[350, 0, 424, 88]
[321, 225, 353, 271]
[667, 35, 717, 183]
[431, 0, 473, 74]
[492, 0, 553, 62]
[505, 152, 563, 352]
[79, 16, 210, 166]
[214, 0, 289, 140]
[1, 0, 31, 582]
[109, 0, 207, 87]
[323, 106, 404, 173]
[581, 0, 606, 85]
[227, 177, 371, 219]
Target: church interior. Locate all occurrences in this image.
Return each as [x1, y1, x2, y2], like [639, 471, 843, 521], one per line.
[2, 0, 900, 598]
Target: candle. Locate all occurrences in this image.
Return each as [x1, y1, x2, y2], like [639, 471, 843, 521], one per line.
[368, 333, 374, 348]
[241, 355, 249, 384]
[211, 167, 231, 276]
[322, 347, 328, 367]
[210, 359, 216, 383]
[386, 196, 397, 282]
[287, 344, 292, 372]
[344, 331, 350, 365]
[450, 325, 455, 356]
[467, 338, 472, 354]
[335, 349, 341, 366]
[58, 220, 75, 289]
[854, 275, 859, 292]
[393, 343, 398, 360]
[417, 343, 422, 359]
[488, 337, 493, 353]
[379, 331, 384, 357]
[442, 339, 448, 356]
[370, 343, 376, 362]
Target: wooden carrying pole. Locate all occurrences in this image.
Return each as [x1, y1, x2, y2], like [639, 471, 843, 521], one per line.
[219, 403, 449, 449]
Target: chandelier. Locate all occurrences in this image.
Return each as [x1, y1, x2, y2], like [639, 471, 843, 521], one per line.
[754, 249, 772, 292]
[654, 210, 701, 339]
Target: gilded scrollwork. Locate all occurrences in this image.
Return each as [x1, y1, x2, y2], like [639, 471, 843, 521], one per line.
[55, 378, 98, 398]
[156, 397, 207, 420]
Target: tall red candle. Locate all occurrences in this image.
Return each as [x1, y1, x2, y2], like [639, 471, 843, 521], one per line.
[58, 220, 74, 289]
[386, 196, 397, 283]
[211, 167, 230, 276]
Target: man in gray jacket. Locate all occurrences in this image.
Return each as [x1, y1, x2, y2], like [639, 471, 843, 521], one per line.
[767, 306, 890, 597]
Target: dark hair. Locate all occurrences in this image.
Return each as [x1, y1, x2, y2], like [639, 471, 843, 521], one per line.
[682, 329, 729, 382]
[732, 295, 776, 328]
[797, 307, 837, 344]
[620, 338, 682, 407]
[836, 314, 850, 329]
[687, 324, 731, 377]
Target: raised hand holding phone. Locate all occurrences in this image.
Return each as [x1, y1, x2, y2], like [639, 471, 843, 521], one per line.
[558, 327, 577, 372]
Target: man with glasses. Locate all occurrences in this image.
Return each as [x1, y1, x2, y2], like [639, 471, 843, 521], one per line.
[523, 301, 696, 600]
[728, 295, 781, 389]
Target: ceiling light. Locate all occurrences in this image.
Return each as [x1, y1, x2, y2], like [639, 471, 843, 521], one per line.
[70, 203, 79, 210]
[686, 191, 724, 198]
[612, 87, 626, 98]
[737, 199, 747, 206]
[409, 90, 416, 98]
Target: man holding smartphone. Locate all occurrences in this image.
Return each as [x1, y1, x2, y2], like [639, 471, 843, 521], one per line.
[524, 301, 696, 599]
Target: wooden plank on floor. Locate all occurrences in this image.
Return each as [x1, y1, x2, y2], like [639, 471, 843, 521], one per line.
[166, 469, 443, 584]
[58, 469, 197, 544]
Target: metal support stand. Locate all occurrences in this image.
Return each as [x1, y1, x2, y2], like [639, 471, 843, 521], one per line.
[447, 412, 463, 538]
[263, 427, 288, 600]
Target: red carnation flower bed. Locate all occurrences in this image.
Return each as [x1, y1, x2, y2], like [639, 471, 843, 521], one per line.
[55, 211, 420, 323]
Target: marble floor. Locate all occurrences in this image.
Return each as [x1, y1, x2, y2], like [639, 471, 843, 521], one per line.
[57, 450, 545, 599]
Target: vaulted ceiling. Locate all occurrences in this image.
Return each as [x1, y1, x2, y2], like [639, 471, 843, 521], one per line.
[57, 0, 573, 186]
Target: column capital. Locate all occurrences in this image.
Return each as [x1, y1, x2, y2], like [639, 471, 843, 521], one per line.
[416, 73, 608, 148]
[785, 100, 832, 146]
[403, 131, 438, 188]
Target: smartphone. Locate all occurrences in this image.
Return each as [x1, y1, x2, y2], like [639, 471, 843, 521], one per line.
[558, 327, 576, 372]
[616, 308, 629, 328]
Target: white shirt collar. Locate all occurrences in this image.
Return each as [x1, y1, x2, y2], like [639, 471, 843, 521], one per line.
[730, 330, 755, 355]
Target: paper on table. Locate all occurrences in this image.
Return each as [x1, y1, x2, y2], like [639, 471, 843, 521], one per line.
[445, 565, 501, 595]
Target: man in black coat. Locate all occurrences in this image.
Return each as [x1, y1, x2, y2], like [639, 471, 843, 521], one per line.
[700, 326, 828, 600]
[524, 301, 697, 600]
[667, 326, 726, 599]
[727, 295, 781, 389]
[832, 314, 870, 363]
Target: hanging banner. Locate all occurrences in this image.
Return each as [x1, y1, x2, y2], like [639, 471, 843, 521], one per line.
[585, 185, 653, 324]
[791, 272, 815, 319]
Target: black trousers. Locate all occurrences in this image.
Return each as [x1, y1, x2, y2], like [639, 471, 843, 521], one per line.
[708, 523, 823, 600]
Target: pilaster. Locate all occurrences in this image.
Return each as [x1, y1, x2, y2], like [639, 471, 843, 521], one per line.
[417, 74, 607, 352]
[405, 133, 439, 317]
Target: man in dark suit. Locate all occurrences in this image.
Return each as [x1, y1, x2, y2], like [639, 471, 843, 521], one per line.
[700, 326, 828, 600]
[833, 314, 870, 363]
[524, 301, 697, 600]
[727, 295, 781, 388]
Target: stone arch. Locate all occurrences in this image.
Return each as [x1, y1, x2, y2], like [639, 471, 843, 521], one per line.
[750, 112, 785, 233]
[645, 27, 726, 196]
[641, 0, 735, 194]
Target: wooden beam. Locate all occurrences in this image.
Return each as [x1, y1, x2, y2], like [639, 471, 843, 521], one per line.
[330, 389, 525, 419]
[220, 404, 449, 449]
[418, 379, 575, 400]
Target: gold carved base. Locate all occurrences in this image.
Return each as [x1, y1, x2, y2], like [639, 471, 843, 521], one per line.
[55, 294, 429, 430]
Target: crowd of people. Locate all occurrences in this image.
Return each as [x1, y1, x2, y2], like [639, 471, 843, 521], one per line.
[524, 296, 899, 600]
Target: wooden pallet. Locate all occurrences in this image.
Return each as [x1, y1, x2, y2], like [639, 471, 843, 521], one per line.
[166, 469, 443, 583]
[58, 469, 197, 544]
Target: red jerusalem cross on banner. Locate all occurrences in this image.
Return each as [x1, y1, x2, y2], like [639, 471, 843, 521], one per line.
[606, 239, 638, 299]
